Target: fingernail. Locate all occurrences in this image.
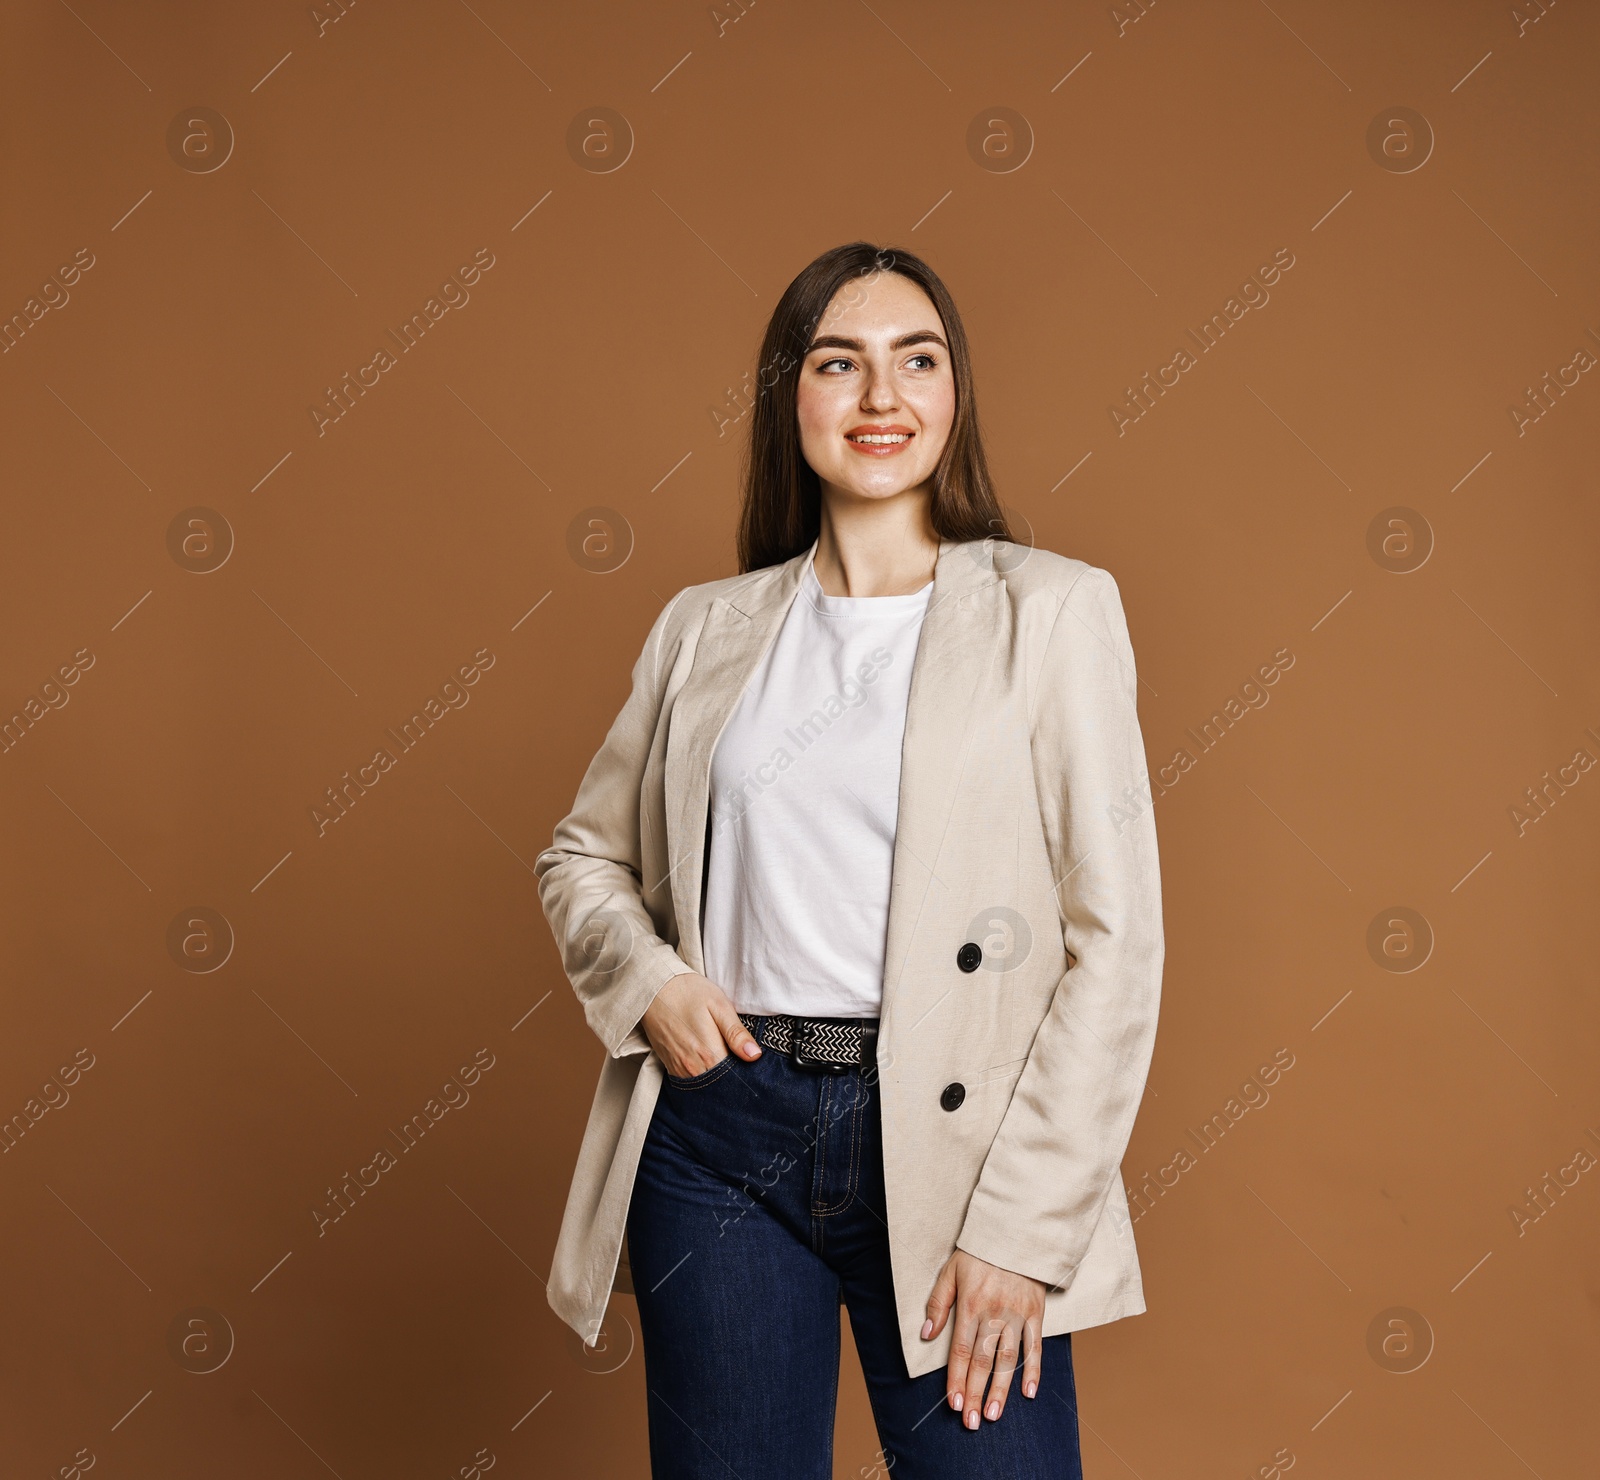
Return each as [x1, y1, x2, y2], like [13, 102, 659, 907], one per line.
[920, 1319, 933, 1339]
[986, 1400, 1000, 1421]
[950, 1392, 962, 1412]
[1024, 1380, 1036, 1398]
[966, 1409, 980, 1430]
[744, 1042, 760, 1058]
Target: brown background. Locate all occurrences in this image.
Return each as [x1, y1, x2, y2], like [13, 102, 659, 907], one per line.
[2, 0, 1596, 1474]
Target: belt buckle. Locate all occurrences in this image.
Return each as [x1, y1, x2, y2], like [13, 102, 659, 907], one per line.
[789, 1018, 851, 1075]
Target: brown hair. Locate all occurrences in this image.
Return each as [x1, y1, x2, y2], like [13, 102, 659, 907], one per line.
[735, 242, 1013, 573]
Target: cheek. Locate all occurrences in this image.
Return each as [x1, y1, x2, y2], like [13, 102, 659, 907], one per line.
[795, 382, 846, 447]
[909, 380, 957, 444]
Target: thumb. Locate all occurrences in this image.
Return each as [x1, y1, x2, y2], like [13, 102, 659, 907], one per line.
[922, 1256, 958, 1340]
[709, 992, 762, 1060]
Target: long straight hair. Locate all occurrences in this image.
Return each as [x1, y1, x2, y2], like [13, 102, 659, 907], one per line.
[736, 242, 1012, 573]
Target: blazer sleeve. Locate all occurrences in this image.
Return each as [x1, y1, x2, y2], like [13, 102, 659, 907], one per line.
[534, 594, 697, 1059]
[955, 566, 1165, 1291]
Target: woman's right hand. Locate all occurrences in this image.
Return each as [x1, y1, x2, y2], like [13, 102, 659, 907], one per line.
[640, 973, 762, 1079]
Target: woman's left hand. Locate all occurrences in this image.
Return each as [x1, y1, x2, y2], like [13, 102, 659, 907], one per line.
[920, 1249, 1046, 1428]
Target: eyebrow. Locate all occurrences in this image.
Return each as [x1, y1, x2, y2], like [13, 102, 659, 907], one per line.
[805, 331, 948, 355]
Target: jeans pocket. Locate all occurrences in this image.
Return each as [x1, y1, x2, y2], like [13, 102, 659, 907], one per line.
[664, 1053, 735, 1091]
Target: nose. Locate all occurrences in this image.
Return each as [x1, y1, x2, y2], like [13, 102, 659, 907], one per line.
[860, 360, 900, 414]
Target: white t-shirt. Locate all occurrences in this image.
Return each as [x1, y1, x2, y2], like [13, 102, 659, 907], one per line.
[701, 554, 933, 1019]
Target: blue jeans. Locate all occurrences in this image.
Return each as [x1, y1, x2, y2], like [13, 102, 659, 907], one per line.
[626, 1028, 1084, 1478]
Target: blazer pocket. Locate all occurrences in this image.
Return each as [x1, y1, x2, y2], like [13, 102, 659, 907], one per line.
[975, 1056, 1029, 1088]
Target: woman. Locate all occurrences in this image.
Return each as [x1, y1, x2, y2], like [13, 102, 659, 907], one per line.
[536, 242, 1164, 1477]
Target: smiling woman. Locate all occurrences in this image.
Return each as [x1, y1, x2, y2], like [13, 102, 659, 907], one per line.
[738, 245, 1006, 578]
[538, 242, 1164, 1479]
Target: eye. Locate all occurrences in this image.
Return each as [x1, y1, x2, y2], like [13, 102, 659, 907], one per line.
[907, 353, 939, 370]
[818, 357, 855, 373]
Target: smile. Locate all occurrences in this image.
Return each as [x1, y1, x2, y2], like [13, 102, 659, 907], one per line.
[845, 431, 914, 456]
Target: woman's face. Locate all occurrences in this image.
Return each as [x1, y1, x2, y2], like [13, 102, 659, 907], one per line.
[794, 272, 956, 505]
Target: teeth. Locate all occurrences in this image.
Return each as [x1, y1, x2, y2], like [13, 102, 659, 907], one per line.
[850, 433, 910, 444]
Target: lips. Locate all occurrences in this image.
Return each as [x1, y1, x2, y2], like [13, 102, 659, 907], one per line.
[845, 424, 915, 456]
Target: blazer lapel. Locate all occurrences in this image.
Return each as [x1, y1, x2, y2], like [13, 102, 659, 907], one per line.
[661, 546, 813, 969]
[879, 540, 1000, 1030]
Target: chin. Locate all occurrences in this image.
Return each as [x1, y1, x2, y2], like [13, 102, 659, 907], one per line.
[835, 475, 928, 503]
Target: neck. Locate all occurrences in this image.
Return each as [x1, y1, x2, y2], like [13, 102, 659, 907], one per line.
[812, 484, 939, 597]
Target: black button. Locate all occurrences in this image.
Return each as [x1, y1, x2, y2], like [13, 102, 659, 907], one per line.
[956, 942, 982, 973]
[940, 1082, 966, 1112]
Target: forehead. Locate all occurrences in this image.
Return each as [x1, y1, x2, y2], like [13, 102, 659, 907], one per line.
[816, 271, 941, 337]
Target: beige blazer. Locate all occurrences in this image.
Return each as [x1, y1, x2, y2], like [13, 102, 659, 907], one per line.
[535, 537, 1164, 1380]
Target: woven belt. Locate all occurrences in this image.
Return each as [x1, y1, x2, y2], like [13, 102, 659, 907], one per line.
[739, 1013, 878, 1074]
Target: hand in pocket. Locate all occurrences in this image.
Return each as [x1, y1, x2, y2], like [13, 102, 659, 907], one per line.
[640, 973, 762, 1079]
